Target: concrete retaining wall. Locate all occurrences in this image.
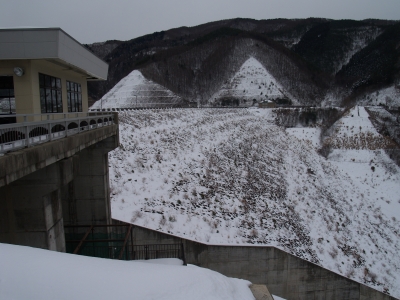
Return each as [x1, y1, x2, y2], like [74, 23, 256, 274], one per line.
[131, 225, 396, 300]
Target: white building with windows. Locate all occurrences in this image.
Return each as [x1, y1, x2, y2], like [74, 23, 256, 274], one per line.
[0, 28, 118, 253]
[0, 28, 108, 117]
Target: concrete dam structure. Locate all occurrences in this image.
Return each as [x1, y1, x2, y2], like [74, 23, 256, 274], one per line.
[0, 116, 118, 250]
[0, 27, 397, 300]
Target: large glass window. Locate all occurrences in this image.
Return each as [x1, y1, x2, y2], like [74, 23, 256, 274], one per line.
[39, 73, 63, 113]
[67, 81, 82, 112]
[0, 76, 15, 114]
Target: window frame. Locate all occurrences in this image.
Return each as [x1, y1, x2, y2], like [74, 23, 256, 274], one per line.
[0, 76, 15, 114]
[39, 73, 63, 113]
[67, 80, 82, 112]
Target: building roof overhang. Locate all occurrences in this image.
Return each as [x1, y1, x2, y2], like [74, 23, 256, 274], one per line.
[0, 28, 108, 81]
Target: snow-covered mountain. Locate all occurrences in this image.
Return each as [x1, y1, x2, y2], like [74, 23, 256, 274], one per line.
[91, 70, 182, 109]
[108, 107, 400, 298]
[209, 57, 293, 106]
[87, 18, 400, 107]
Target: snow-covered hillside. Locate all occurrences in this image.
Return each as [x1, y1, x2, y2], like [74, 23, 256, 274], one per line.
[0, 243, 253, 300]
[209, 57, 292, 106]
[91, 70, 182, 109]
[109, 107, 400, 298]
[357, 86, 400, 107]
[322, 106, 397, 150]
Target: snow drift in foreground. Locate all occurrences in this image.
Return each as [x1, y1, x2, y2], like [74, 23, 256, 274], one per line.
[0, 243, 253, 300]
[109, 107, 400, 298]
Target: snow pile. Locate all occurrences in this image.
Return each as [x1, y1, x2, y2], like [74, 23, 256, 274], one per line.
[209, 57, 290, 106]
[109, 107, 400, 297]
[91, 70, 182, 109]
[0, 243, 253, 300]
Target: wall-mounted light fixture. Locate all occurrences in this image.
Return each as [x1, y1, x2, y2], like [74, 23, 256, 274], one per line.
[13, 67, 24, 77]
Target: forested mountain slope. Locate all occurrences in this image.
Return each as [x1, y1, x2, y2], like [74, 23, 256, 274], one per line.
[86, 18, 400, 107]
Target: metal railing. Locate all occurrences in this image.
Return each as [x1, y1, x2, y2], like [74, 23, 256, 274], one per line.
[129, 243, 186, 265]
[64, 223, 186, 264]
[0, 112, 115, 154]
[65, 224, 133, 260]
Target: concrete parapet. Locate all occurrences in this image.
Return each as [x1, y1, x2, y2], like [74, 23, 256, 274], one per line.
[0, 124, 118, 188]
[130, 225, 397, 300]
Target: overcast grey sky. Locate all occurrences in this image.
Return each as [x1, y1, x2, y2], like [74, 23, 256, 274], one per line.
[1, 0, 400, 44]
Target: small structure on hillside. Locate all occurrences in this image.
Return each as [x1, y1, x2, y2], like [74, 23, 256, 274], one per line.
[220, 97, 240, 107]
[258, 100, 276, 108]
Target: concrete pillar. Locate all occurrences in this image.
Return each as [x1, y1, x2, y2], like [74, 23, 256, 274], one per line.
[0, 158, 73, 251]
[62, 136, 116, 226]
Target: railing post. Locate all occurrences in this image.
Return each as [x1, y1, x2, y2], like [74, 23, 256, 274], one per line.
[145, 245, 148, 260]
[118, 224, 132, 260]
[181, 242, 187, 266]
[130, 227, 134, 260]
[73, 225, 93, 254]
[25, 125, 29, 147]
[48, 122, 52, 141]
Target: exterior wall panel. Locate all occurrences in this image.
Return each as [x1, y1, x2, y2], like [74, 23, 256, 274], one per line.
[0, 28, 108, 80]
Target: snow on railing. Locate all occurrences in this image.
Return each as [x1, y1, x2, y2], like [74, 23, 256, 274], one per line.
[0, 112, 116, 154]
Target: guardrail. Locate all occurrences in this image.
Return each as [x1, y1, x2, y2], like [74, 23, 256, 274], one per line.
[0, 112, 116, 154]
[65, 224, 133, 260]
[64, 223, 186, 264]
[129, 243, 186, 265]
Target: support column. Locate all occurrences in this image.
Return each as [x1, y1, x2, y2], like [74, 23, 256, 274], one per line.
[62, 136, 116, 226]
[0, 158, 73, 251]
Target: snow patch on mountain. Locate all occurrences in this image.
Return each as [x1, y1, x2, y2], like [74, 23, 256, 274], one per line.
[91, 70, 182, 109]
[208, 57, 291, 106]
[323, 106, 397, 150]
